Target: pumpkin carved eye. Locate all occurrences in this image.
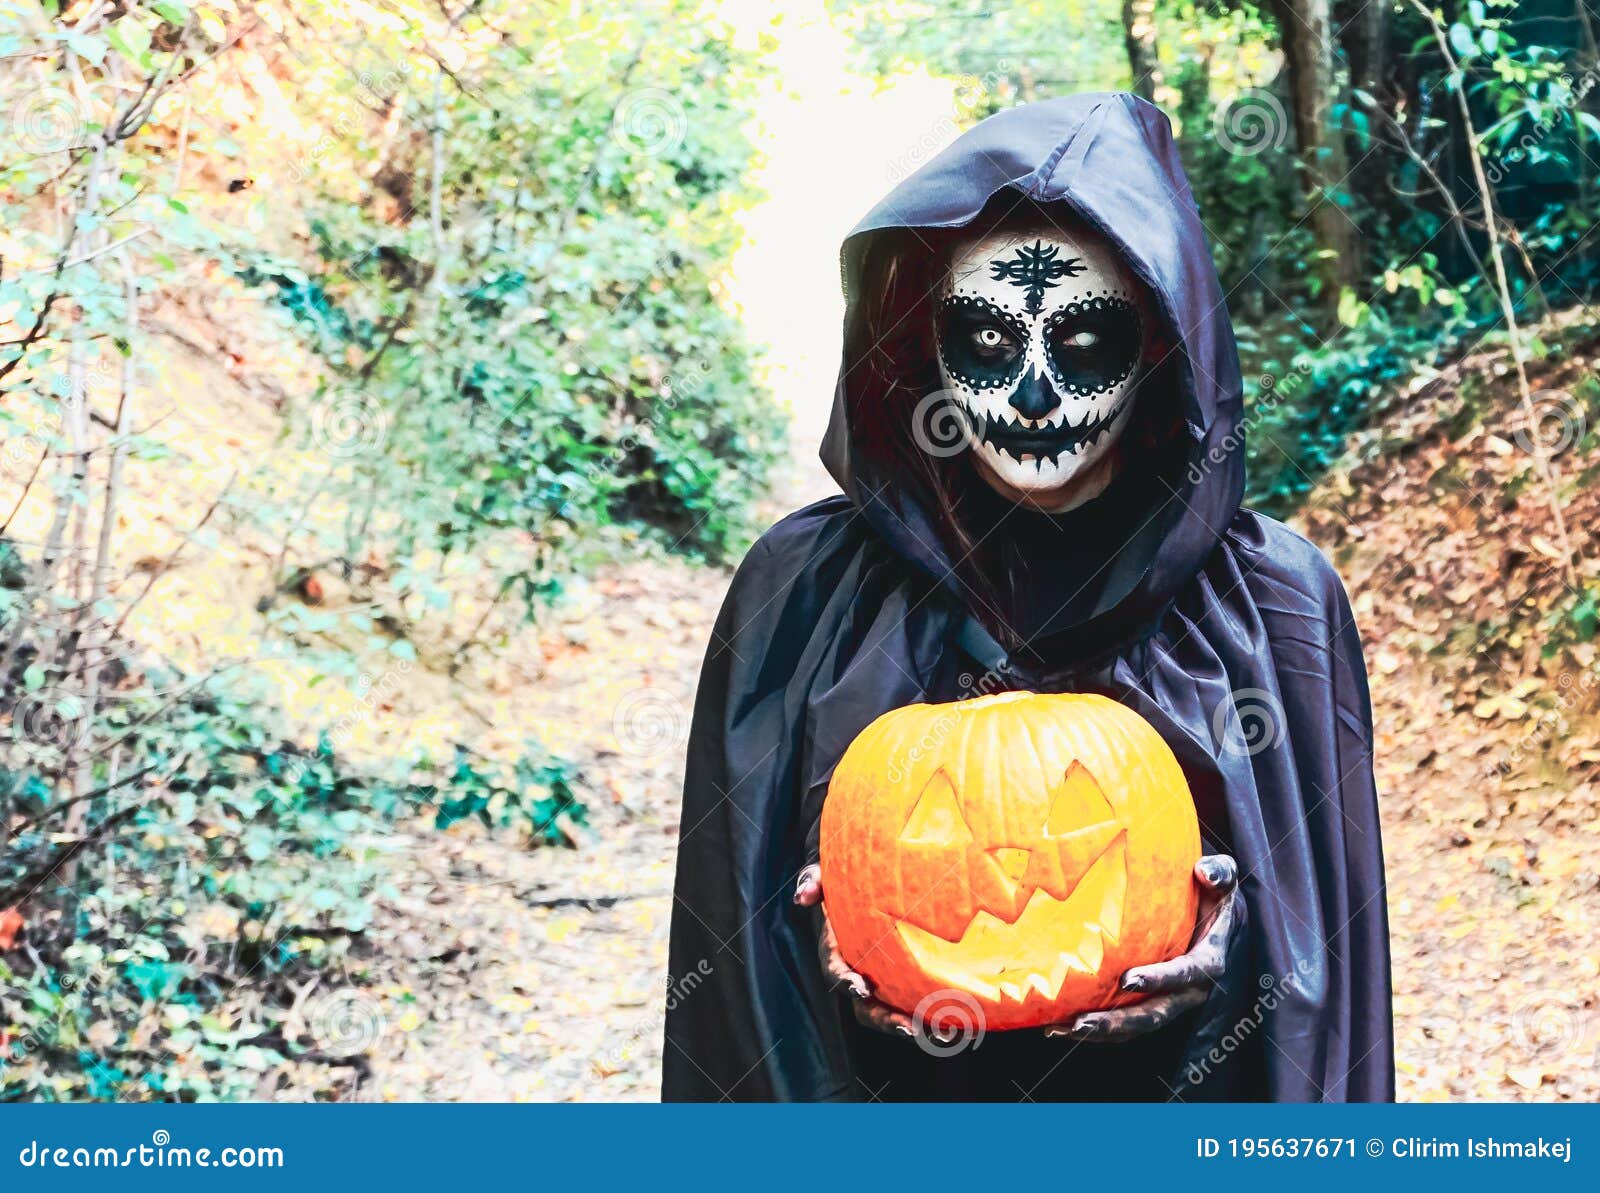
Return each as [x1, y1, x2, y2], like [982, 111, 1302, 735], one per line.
[820, 692, 1200, 1030]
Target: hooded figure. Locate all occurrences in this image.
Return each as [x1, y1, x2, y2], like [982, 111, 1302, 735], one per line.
[663, 94, 1392, 1102]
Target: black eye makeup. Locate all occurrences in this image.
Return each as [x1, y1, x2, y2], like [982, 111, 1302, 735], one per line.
[1042, 297, 1142, 397]
[936, 294, 1029, 391]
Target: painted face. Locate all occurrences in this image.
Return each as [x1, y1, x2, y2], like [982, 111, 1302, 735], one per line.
[935, 225, 1150, 508]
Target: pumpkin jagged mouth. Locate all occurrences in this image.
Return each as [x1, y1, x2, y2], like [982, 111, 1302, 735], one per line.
[894, 835, 1127, 1005]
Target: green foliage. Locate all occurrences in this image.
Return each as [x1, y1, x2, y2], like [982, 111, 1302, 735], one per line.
[231, 1, 782, 623]
[0, 662, 580, 1102]
[827, 0, 1126, 104]
[0, 0, 751, 1105]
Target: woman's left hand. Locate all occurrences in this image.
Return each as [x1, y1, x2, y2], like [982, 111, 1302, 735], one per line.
[1044, 853, 1240, 1043]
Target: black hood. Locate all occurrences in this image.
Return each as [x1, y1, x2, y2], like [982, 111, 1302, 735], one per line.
[820, 93, 1245, 650]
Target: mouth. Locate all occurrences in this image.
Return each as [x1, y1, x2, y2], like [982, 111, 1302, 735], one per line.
[893, 833, 1127, 1005]
[967, 398, 1130, 466]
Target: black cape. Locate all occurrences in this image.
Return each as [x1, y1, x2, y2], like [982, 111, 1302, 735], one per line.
[663, 93, 1393, 1102]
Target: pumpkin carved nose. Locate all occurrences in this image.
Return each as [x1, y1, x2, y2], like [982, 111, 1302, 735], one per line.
[989, 847, 1031, 881]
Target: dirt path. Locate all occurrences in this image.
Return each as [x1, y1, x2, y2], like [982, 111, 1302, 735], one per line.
[351, 555, 719, 1101]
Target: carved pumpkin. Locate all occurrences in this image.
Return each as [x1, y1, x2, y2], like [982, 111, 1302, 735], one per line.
[820, 691, 1199, 1031]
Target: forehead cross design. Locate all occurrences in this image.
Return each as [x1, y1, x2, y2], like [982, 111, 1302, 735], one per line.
[987, 240, 1088, 315]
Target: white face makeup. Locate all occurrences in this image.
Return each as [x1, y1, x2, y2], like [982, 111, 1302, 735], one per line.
[935, 224, 1150, 510]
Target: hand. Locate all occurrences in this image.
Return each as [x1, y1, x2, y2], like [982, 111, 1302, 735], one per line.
[793, 864, 918, 1037]
[1044, 854, 1241, 1043]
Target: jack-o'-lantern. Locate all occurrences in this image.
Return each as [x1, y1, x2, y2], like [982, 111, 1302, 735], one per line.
[820, 691, 1199, 1031]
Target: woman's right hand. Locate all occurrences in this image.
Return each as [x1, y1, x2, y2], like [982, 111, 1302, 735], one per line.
[794, 863, 916, 1036]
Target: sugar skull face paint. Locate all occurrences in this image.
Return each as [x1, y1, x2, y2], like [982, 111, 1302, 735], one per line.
[935, 225, 1151, 508]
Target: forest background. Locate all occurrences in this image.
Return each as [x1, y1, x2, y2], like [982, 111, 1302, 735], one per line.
[1, 0, 1597, 1101]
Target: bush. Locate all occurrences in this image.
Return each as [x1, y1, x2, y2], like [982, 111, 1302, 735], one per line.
[0, 660, 580, 1102]
[232, 1, 783, 623]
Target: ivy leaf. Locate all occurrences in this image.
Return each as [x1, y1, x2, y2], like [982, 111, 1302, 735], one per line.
[151, 0, 190, 25]
[64, 30, 108, 65]
[106, 18, 153, 69]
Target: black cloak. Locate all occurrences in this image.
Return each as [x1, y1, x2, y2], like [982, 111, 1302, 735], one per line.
[663, 94, 1393, 1102]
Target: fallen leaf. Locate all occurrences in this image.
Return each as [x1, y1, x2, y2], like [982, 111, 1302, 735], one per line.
[0, 907, 22, 950]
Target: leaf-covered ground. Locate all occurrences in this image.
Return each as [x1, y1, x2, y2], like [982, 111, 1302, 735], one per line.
[1298, 319, 1600, 1101]
[284, 324, 1600, 1103]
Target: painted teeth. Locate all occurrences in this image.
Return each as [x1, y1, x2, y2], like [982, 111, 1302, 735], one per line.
[968, 398, 1128, 460]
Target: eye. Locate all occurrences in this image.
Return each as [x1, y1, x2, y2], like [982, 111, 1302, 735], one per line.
[1041, 298, 1142, 395]
[936, 294, 1030, 390]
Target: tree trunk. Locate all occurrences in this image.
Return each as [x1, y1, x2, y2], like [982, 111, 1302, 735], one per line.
[1336, 0, 1391, 273]
[1122, 0, 1161, 102]
[1269, 0, 1355, 317]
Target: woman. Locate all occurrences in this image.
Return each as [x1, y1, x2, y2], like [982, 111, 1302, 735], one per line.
[663, 94, 1392, 1102]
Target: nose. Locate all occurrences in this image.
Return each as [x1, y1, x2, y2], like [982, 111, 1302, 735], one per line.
[1008, 366, 1060, 421]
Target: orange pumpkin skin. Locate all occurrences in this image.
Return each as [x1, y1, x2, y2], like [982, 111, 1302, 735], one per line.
[820, 691, 1200, 1031]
